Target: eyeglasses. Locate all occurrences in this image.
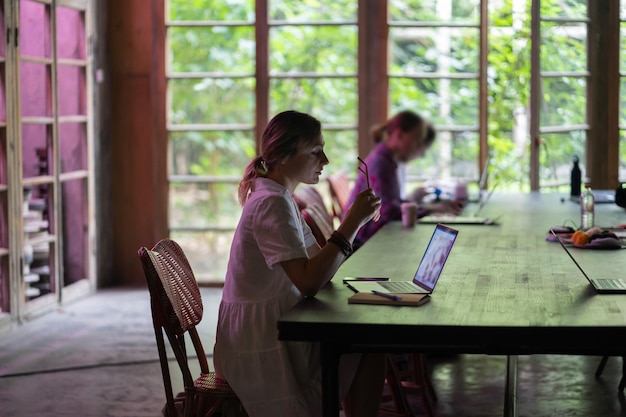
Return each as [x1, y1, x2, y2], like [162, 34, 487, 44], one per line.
[357, 156, 369, 189]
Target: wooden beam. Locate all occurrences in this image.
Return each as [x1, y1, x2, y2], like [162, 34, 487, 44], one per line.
[479, 0, 488, 183]
[358, 0, 388, 160]
[255, 0, 269, 148]
[529, 0, 540, 191]
[108, 0, 168, 285]
[587, 0, 620, 189]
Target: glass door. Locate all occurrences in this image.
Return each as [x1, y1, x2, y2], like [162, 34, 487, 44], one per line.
[6, 0, 94, 320]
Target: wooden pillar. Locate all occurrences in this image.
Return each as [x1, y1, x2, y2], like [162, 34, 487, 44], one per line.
[587, 0, 620, 189]
[529, 0, 540, 191]
[255, 0, 269, 148]
[358, 0, 388, 160]
[479, 0, 488, 182]
[107, 0, 168, 285]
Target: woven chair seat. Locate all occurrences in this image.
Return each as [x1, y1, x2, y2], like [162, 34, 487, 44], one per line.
[194, 372, 238, 395]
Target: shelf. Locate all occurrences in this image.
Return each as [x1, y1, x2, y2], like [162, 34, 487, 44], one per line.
[25, 234, 56, 246]
[24, 273, 40, 283]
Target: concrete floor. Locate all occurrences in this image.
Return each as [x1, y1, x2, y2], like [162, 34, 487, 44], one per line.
[1, 287, 625, 417]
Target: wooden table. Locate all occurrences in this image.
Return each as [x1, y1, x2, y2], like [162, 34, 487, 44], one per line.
[277, 192, 626, 417]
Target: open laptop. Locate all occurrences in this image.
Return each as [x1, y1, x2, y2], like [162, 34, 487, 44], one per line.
[419, 182, 499, 225]
[467, 155, 491, 204]
[345, 224, 458, 294]
[551, 229, 626, 293]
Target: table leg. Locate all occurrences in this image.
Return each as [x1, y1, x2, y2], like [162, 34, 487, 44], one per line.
[503, 354, 518, 417]
[320, 343, 341, 417]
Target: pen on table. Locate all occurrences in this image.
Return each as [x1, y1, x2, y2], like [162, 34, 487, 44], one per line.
[371, 290, 403, 301]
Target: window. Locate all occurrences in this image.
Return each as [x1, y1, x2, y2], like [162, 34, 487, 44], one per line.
[534, 0, 588, 189]
[0, 0, 94, 322]
[166, 0, 359, 283]
[389, 0, 483, 193]
[166, 0, 620, 283]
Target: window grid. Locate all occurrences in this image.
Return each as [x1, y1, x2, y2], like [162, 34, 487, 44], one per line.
[536, 4, 589, 189]
[165, 1, 621, 281]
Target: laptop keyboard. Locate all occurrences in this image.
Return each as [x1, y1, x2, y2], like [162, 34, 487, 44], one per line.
[379, 281, 421, 293]
[595, 279, 626, 289]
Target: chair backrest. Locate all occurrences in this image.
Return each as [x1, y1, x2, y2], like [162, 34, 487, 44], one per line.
[139, 239, 210, 415]
[294, 185, 334, 224]
[301, 203, 334, 248]
[145, 239, 203, 332]
[327, 172, 351, 219]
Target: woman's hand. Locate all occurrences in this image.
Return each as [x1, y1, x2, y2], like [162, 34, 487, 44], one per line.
[339, 189, 382, 240]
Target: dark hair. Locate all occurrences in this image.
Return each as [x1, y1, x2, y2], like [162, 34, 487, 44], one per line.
[238, 110, 322, 205]
[371, 110, 425, 144]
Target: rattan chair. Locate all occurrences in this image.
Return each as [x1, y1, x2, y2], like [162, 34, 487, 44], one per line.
[139, 239, 247, 417]
[293, 185, 334, 226]
[380, 353, 436, 417]
[301, 202, 334, 248]
[327, 172, 351, 220]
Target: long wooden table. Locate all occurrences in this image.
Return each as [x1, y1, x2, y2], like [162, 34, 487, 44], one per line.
[277, 192, 626, 417]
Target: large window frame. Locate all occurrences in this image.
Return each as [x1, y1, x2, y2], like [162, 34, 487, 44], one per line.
[165, 0, 623, 283]
[0, 0, 95, 325]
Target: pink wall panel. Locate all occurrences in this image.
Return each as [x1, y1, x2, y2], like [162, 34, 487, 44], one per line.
[57, 66, 85, 116]
[20, 1, 50, 58]
[59, 123, 86, 173]
[57, 7, 85, 60]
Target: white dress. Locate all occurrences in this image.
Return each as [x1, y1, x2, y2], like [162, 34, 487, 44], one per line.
[214, 178, 358, 417]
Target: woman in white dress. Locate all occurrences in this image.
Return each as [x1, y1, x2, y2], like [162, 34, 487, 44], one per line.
[214, 110, 386, 417]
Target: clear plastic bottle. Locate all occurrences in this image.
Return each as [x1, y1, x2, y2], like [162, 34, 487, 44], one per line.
[580, 185, 595, 230]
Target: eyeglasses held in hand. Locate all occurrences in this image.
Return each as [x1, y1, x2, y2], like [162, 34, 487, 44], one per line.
[357, 157, 370, 189]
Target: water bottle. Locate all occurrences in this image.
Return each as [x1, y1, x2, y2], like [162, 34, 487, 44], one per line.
[580, 185, 595, 230]
[570, 156, 581, 197]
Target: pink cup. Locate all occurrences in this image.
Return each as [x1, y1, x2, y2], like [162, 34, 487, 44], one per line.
[401, 202, 418, 228]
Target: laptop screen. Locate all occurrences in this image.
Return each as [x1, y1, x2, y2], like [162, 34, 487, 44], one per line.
[413, 224, 459, 291]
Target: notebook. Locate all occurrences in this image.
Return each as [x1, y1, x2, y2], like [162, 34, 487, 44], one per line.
[345, 224, 458, 295]
[551, 229, 626, 293]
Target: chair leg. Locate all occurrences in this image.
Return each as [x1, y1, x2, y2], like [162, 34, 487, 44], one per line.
[379, 354, 415, 417]
[596, 356, 609, 378]
[412, 353, 438, 404]
[617, 356, 626, 395]
[403, 354, 434, 417]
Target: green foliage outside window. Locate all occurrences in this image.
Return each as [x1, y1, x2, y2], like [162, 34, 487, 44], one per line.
[166, 0, 614, 281]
